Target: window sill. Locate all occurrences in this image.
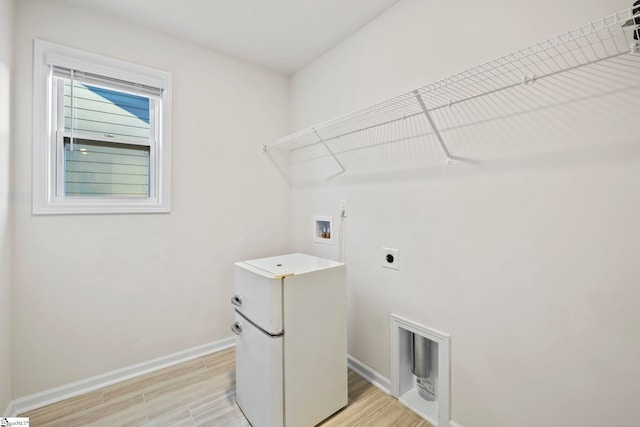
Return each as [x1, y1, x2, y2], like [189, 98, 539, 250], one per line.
[32, 200, 171, 215]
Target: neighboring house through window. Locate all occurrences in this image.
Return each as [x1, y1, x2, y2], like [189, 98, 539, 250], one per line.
[33, 39, 172, 214]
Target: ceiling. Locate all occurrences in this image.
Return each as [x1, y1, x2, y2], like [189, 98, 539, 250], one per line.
[61, 0, 402, 74]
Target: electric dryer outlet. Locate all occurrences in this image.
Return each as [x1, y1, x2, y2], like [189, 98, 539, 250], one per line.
[382, 248, 399, 270]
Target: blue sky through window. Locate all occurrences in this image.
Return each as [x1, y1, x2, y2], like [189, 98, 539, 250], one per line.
[85, 85, 150, 124]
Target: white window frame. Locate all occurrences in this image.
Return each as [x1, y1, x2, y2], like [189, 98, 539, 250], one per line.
[33, 39, 172, 214]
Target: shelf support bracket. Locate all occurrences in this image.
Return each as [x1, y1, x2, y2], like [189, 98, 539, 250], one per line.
[313, 128, 347, 174]
[413, 90, 452, 164]
[262, 144, 293, 183]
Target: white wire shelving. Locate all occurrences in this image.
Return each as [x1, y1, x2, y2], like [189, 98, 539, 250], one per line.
[264, 7, 640, 183]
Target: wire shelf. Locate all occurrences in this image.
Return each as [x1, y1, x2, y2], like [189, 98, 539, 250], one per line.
[264, 7, 640, 183]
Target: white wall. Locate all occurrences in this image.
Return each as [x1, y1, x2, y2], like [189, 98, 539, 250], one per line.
[12, 0, 290, 397]
[290, 1, 640, 426]
[0, 0, 15, 415]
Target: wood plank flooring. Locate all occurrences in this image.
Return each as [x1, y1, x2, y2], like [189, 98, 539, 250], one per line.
[20, 347, 433, 427]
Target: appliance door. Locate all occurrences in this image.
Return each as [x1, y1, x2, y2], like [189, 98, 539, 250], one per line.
[233, 311, 283, 427]
[234, 264, 283, 335]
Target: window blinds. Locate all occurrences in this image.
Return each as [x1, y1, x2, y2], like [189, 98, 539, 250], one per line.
[45, 51, 167, 94]
[51, 65, 163, 98]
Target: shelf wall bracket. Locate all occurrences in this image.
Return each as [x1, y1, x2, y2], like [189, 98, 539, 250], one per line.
[262, 144, 292, 183]
[313, 128, 347, 174]
[413, 90, 453, 164]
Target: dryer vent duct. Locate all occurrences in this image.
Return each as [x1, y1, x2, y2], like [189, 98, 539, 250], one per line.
[411, 333, 436, 401]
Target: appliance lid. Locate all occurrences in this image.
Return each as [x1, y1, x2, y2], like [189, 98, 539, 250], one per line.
[241, 253, 343, 278]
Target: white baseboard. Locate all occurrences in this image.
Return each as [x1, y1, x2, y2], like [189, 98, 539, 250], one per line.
[347, 354, 391, 394]
[7, 336, 235, 417]
[3, 400, 16, 418]
[7, 340, 463, 427]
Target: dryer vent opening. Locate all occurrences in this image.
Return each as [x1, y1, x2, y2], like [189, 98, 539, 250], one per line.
[391, 315, 450, 425]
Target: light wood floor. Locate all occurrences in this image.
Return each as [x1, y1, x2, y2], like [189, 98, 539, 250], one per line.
[20, 347, 434, 427]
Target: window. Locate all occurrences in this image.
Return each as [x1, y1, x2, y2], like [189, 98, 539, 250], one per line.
[33, 40, 171, 214]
